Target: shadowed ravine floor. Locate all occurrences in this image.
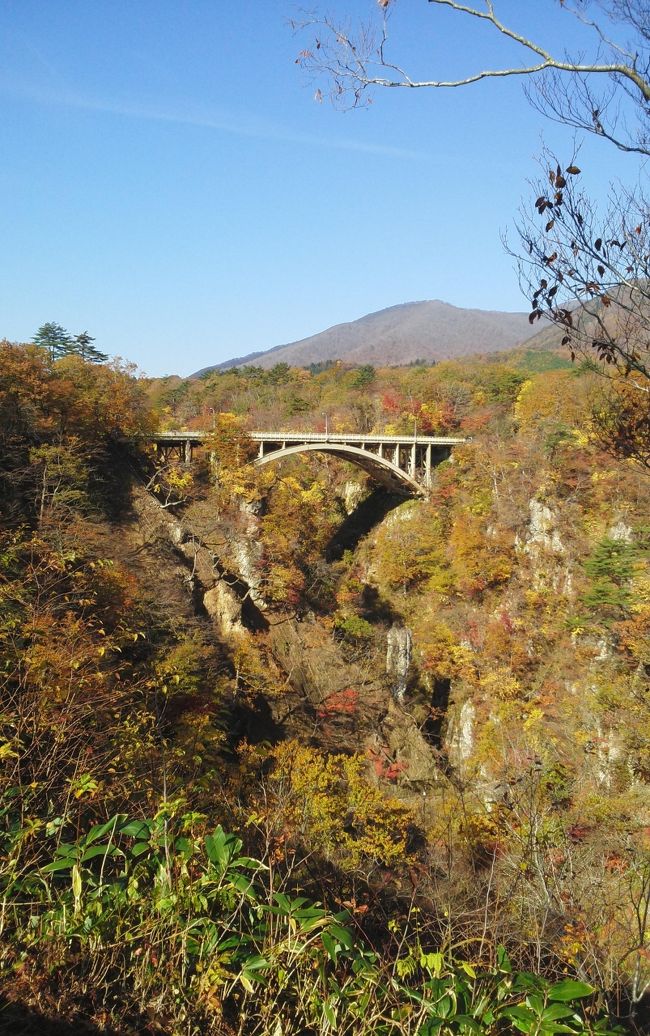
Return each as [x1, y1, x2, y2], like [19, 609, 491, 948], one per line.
[325, 488, 406, 561]
[0, 999, 115, 1035]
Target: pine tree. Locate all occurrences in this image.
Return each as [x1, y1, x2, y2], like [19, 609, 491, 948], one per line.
[73, 331, 108, 364]
[32, 323, 73, 361]
[582, 537, 637, 620]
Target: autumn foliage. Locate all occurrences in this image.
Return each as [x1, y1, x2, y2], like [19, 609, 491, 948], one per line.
[0, 340, 648, 1033]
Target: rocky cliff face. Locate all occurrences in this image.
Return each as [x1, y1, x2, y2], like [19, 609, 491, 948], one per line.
[386, 625, 412, 703]
[129, 480, 263, 641]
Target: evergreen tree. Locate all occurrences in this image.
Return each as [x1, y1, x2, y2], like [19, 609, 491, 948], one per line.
[32, 322, 73, 361]
[73, 331, 108, 364]
[582, 537, 637, 620]
[352, 364, 376, 388]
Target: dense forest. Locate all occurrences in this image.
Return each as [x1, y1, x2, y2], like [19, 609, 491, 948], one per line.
[0, 338, 648, 1035]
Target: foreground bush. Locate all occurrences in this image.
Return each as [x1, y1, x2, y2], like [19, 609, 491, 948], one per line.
[0, 810, 620, 1035]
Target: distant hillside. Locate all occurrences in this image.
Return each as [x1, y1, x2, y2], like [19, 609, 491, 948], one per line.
[191, 300, 545, 377]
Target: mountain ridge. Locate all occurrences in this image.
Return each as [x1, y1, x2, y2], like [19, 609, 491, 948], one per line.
[191, 299, 545, 377]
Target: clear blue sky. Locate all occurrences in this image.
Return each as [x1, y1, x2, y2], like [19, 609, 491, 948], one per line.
[0, 0, 635, 375]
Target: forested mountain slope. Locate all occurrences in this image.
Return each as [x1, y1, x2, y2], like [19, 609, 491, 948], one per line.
[1, 340, 648, 1034]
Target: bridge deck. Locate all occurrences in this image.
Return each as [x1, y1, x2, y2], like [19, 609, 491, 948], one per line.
[150, 430, 468, 446]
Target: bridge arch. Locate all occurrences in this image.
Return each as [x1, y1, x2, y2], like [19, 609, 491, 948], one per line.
[146, 430, 467, 494]
[254, 441, 424, 496]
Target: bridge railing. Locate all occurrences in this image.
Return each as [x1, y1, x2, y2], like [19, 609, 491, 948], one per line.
[250, 432, 468, 445]
[149, 430, 469, 446]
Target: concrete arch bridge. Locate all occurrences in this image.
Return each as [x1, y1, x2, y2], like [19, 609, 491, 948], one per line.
[149, 431, 468, 496]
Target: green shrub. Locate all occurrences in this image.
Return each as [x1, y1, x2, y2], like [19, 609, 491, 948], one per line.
[0, 810, 621, 1035]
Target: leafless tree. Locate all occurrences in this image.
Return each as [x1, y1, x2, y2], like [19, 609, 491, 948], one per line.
[295, 1, 649, 156]
[296, 2, 650, 406]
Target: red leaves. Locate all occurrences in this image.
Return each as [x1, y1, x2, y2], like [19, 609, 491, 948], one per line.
[368, 748, 407, 782]
[317, 688, 359, 719]
[381, 390, 403, 413]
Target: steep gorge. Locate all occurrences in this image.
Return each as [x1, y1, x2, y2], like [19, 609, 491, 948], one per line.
[2, 344, 648, 1033]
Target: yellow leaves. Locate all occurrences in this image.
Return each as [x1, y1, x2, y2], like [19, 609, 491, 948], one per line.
[420, 951, 444, 977]
[460, 806, 506, 858]
[166, 468, 194, 492]
[299, 482, 325, 506]
[523, 707, 545, 731]
[485, 554, 514, 586]
[0, 739, 19, 761]
[263, 562, 305, 606]
[558, 922, 588, 967]
[216, 410, 242, 430]
[267, 741, 413, 871]
[260, 471, 340, 603]
[629, 570, 650, 610]
[571, 427, 591, 448]
[373, 502, 449, 596]
[153, 640, 205, 698]
[425, 567, 454, 597]
[415, 620, 472, 681]
[514, 370, 594, 433]
[479, 668, 522, 702]
[68, 773, 101, 799]
[71, 863, 82, 914]
[513, 379, 534, 424]
[449, 511, 514, 596]
[395, 954, 418, 979]
[278, 475, 302, 495]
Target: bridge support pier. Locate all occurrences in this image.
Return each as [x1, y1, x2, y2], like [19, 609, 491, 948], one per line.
[409, 442, 416, 478]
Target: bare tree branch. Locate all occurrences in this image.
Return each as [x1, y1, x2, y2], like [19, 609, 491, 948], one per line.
[296, 1, 650, 152]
